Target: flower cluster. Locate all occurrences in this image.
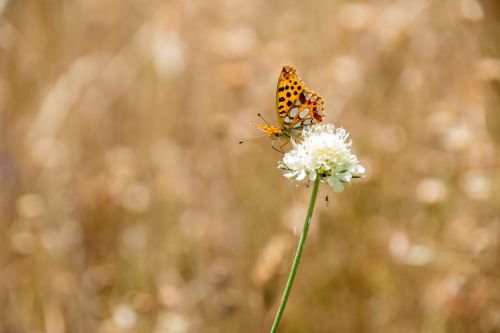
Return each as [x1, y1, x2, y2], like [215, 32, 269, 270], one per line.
[278, 124, 365, 192]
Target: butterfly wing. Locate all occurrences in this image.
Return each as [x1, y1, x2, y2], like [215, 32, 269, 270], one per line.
[282, 91, 325, 133]
[276, 65, 308, 125]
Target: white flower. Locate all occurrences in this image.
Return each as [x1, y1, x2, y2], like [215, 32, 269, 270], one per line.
[278, 124, 365, 192]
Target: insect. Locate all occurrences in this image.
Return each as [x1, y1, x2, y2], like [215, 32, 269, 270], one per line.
[252, 65, 325, 152]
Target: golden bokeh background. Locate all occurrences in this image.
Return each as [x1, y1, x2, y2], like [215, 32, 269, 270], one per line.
[1, 1, 499, 332]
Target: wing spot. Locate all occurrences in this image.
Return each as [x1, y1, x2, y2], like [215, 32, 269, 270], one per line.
[289, 107, 299, 117]
[287, 101, 292, 107]
[279, 97, 285, 102]
[286, 92, 291, 97]
[299, 93, 306, 103]
[294, 91, 298, 95]
[297, 86, 302, 90]
[285, 85, 289, 90]
[299, 108, 310, 118]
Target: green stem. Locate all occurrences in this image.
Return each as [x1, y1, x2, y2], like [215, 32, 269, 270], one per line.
[270, 177, 321, 333]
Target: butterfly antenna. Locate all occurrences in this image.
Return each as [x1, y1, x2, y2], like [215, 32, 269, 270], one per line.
[257, 113, 272, 127]
[238, 134, 267, 145]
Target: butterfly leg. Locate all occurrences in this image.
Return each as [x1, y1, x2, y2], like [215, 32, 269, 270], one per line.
[271, 141, 285, 154]
[278, 141, 289, 153]
[271, 142, 282, 153]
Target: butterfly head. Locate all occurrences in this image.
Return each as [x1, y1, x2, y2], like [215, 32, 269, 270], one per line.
[252, 123, 284, 139]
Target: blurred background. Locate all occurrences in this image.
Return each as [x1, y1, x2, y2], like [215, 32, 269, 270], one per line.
[0, 0, 499, 332]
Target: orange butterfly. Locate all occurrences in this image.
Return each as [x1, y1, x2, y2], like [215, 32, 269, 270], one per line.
[253, 65, 325, 152]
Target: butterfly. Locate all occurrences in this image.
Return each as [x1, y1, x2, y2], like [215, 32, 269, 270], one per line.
[253, 65, 325, 152]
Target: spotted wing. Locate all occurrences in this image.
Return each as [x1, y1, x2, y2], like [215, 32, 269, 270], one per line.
[281, 91, 325, 132]
[276, 65, 308, 124]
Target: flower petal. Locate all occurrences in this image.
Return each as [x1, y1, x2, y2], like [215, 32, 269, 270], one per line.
[338, 172, 352, 182]
[328, 176, 345, 192]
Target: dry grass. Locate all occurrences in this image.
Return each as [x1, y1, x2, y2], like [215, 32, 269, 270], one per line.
[1, 1, 499, 332]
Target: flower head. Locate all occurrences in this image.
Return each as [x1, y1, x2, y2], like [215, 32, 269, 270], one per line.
[278, 124, 365, 192]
